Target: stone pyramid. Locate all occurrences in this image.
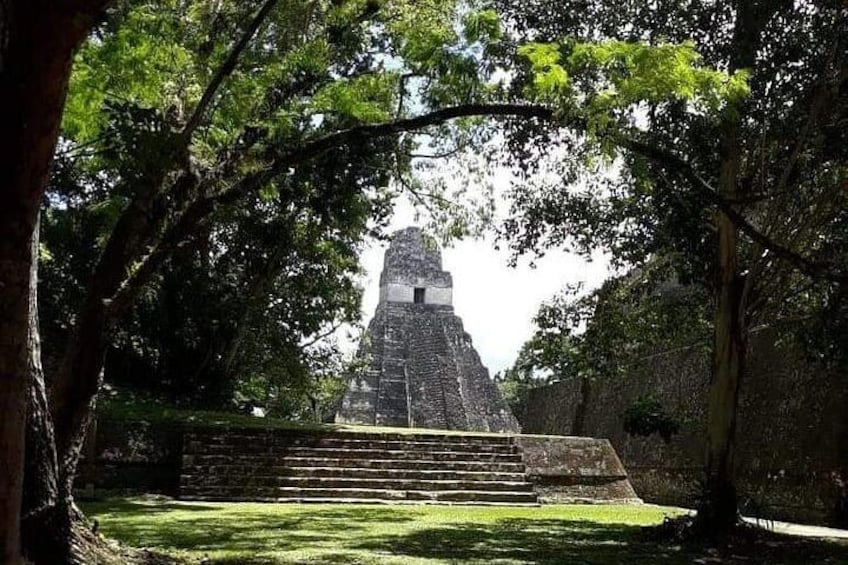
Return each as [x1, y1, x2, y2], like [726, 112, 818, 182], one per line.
[337, 227, 520, 433]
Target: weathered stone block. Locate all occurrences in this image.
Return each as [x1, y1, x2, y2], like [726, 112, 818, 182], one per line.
[516, 435, 641, 504]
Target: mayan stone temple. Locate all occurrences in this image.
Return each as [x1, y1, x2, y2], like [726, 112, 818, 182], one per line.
[179, 227, 637, 507]
[337, 227, 520, 433]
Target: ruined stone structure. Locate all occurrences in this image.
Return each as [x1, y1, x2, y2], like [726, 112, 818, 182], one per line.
[81, 418, 641, 506]
[80, 227, 642, 506]
[336, 227, 520, 433]
[519, 327, 848, 526]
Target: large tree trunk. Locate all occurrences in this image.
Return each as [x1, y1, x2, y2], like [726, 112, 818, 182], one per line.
[20, 219, 84, 564]
[694, 0, 777, 534]
[0, 4, 95, 561]
[0, 208, 39, 564]
[51, 302, 111, 499]
[699, 206, 747, 532]
[23, 356, 112, 565]
[49, 192, 187, 493]
[49, 171, 202, 491]
[697, 76, 748, 532]
[49, 185, 174, 494]
[0, 3, 107, 561]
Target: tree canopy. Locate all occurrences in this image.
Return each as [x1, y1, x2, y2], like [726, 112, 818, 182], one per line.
[1, 0, 846, 560]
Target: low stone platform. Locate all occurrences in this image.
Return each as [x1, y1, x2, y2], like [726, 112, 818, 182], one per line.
[179, 426, 640, 506]
[516, 435, 642, 504]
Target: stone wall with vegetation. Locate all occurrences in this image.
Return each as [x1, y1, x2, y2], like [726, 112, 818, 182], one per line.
[520, 329, 848, 527]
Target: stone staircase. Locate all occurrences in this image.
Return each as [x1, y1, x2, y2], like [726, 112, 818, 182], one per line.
[179, 427, 539, 505]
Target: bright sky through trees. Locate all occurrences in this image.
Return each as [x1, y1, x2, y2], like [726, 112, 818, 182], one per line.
[350, 172, 612, 374]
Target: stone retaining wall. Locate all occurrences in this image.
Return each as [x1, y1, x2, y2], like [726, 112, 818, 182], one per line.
[519, 329, 848, 526]
[515, 435, 641, 504]
[76, 420, 639, 505]
[75, 418, 183, 495]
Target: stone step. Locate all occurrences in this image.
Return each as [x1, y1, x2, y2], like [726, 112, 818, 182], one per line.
[184, 465, 527, 482]
[181, 475, 535, 492]
[185, 455, 526, 473]
[185, 429, 515, 446]
[275, 447, 521, 462]
[314, 438, 517, 454]
[185, 437, 517, 455]
[180, 486, 539, 504]
[186, 446, 523, 463]
[179, 427, 538, 506]
[178, 496, 538, 507]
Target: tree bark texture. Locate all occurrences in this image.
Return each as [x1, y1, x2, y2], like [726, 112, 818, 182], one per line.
[0, 2, 103, 561]
[51, 301, 110, 499]
[571, 376, 592, 437]
[700, 168, 747, 531]
[696, 0, 777, 534]
[0, 206, 39, 564]
[20, 219, 81, 564]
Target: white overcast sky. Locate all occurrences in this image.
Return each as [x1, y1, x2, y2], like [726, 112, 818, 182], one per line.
[354, 230, 610, 375]
[342, 167, 614, 376]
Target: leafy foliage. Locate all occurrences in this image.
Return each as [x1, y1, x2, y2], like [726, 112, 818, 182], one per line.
[43, 0, 513, 417]
[494, 0, 848, 357]
[510, 260, 711, 377]
[623, 395, 681, 443]
[491, 5, 845, 528]
[500, 259, 712, 414]
[519, 40, 749, 117]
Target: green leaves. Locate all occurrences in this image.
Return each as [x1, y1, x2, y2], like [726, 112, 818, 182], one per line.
[507, 261, 713, 389]
[311, 74, 397, 123]
[519, 39, 750, 121]
[623, 395, 681, 443]
[63, 2, 201, 143]
[380, 0, 494, 107]
[518, 43, 571, 99]
[462, 8, 501, 44]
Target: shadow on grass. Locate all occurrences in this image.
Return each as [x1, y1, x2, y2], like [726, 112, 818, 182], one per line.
[358, 519, 848, 565]
[86, 502, 419, 557]
[83, 498, 217, 515]
[83, 500, 848, 565]
[355, 518, 688, 565]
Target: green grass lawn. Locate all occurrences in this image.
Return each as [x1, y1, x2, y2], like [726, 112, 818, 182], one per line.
[82, 497, 848, 564]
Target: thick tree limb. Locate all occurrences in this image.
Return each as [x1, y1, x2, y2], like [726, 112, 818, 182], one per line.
[111, 100, 846, 319]
[94, 0, 284, 306]
[269, 104, 556, 169]
[620, 135, 848, 285]
[108, 104, 557, 312]
[270, 102, 848, 285]
[182, 0, 282, 138]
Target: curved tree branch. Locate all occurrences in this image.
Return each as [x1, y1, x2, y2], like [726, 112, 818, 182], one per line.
[182, 0, 282, 138]
[110, 101, 847, 318]
[108, 104, 556, 314]
[620, 134, 848, 285]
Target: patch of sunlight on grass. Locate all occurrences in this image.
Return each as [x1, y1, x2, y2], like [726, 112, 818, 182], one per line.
[82, 497, 688, 564]
[82, 497, 848, 564]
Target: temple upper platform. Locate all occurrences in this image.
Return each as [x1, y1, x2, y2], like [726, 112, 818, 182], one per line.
[378, 227, 453, 306]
